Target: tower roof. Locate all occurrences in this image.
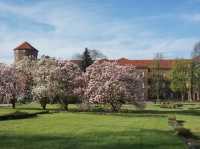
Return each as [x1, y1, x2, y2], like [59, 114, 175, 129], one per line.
[13, 41, 38, 52]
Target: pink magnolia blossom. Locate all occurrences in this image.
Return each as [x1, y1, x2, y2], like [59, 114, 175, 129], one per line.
[15, 58, 36, 102]
[31, 57, 58, 109]
[76, 61, 145, 111]
[0, 63, 17, 108]
[32, 58, 81, 110]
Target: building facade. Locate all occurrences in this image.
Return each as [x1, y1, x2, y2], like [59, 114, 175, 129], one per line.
[111, 58, 175, 100]
[12, 42, 200, 101]
[14, 42, 38, 63]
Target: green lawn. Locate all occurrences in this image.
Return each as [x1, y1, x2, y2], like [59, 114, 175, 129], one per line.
[0, 103, 199, 149]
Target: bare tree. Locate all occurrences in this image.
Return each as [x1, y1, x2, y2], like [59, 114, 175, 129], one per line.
[149, 53, 164, 103]
[72, 48, 106, 61]
[192, 41, 200, 59]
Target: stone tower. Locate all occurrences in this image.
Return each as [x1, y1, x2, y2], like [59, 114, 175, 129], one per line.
[13, 41, 38, 63]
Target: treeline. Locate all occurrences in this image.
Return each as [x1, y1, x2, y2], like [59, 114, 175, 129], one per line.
[149, 42, 200, 102]
[0, 49, 144, 112]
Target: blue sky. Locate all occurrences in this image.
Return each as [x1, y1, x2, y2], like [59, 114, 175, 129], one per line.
[0, 0, 200, 63]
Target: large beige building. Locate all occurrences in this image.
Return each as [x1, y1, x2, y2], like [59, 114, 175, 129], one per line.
[101, 58, 176, 100]
[12, 42, 200, 101]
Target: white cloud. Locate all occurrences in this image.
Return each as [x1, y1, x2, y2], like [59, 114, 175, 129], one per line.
[0, 1, 199, 64]
[181, 13, 200, 23]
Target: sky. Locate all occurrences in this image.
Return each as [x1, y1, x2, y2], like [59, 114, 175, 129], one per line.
[0, 0, 200, 63]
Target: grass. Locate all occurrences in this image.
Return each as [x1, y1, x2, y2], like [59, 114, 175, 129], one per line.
[0, 102, 199, 149]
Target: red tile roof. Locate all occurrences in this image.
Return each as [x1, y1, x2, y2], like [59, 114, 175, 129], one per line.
[116, 58, 176, 69]
[13, 42, 38, 52]
[97, 58, 179, 69]
[70, 60, 81, 65]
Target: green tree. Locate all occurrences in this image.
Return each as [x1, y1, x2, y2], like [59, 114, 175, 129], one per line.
[80, 48, 94, 72]
[72, 48, 106, 72]
[191, 41, 200, 100]
[192, 62, 200, 100]
[170, 59, 191, 101]
[192, 41, 200, 58]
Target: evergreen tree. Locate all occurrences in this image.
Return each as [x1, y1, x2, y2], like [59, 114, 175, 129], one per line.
[80, 48, 94, 72]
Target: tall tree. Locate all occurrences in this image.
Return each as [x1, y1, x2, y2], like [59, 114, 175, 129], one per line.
[32, 57, 81, 110]
[89, 49, 107, 60]
[191, 41, 200, 100]
[149, 53, 164, 103]
[72, 48, 106, 72]
[48, 60, 82, 110]
[75, 61, 145, 112]
[32, 57, 58, 110]
[0, 64, 18, 108]
[80, 48, 93, 72]
[15, 57, 36, 103]
[72, 49, 106, 61]
[192, 41, 200, 58]
[170, 59, 191, 101]
[192, 62, 200, 100]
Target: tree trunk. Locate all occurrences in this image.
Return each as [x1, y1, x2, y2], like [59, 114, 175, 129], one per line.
[42, 104, 46, 110]
[11, 98, 16, 109]
[156, 89, 160, 104]
[192, 92, 196, 101]
[64, 104, 68, 111]
[12, 102, 15, 109]
[110, 103, 119, 112]
[111, 106, 118, 112]
[188, 90, 192, 102]
[181, 93, 184, 102]
[156, 97, 159, 104]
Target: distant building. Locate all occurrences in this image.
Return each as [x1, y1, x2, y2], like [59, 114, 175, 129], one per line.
[98, 58, 177, 100]
[13, 41, 38, 63]
[114, 58, 176, 100]
[12, 42, 200, 101]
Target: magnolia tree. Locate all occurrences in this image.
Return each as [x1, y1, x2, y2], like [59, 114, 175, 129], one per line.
[0, 63, 17, 108]
[32, 57, 57, 109]
[32, 57, 81, 110]
[15, 58, 36, 103]
[49, 60, 82, 110]
[32, 85, 49, 110]
[75, 61, 145, 112]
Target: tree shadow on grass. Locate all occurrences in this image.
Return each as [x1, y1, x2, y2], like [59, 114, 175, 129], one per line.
[0, 129, 185, 149]
[80, 111, 167, 118]
[119, 109, 200, 117]
[1, 104, 200, 118]
[188, 107, 200, 110]
[0, 111, 50, 121]
[67, 109, 200, 118]
[0, 107, 59, 111]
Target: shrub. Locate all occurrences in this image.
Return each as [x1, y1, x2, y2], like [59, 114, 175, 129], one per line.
[67, 96, 81, 104]
[176, 103, 183, 107]
[78, 103, 91, 112]
[175, 128, 194, 138]
[160, 102, 183, 109]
